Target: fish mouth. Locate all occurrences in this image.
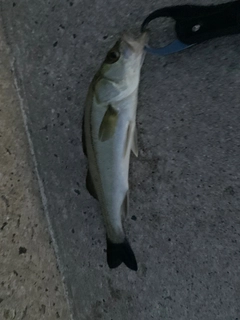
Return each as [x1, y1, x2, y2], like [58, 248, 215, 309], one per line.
[121, 32, 149, 56]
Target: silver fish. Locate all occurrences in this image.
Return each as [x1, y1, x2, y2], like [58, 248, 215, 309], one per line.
[83, 32, 147, 270]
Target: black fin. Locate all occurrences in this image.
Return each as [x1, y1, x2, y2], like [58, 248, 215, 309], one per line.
[86, 170, 98, 200]
[106, 237, 138, 271]
[82, 115, 87, 156]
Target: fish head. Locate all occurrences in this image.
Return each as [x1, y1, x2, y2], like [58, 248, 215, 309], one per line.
[100, 32, 148, 83]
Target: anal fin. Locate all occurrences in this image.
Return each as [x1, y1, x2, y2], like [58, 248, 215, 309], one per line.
[120, 191, 129, 218]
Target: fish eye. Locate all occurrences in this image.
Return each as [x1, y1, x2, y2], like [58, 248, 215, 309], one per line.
[105, 50, 120, 64]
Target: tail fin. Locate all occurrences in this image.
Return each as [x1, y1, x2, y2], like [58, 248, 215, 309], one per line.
[106, 237, 138, 271]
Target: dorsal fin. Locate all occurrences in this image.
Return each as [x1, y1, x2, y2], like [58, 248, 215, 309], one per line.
[124, 123, 132, 157]
[131, 125, 138, 157]
[124, 122, 138, 157]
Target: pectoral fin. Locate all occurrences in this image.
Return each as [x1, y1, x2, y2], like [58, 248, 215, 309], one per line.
[86, 170, 98, 200]
[98, 104, 118, 142]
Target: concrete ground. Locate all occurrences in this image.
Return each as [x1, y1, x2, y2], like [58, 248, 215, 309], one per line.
[0, 18, 71, 320]
[1, 0, 240, 319]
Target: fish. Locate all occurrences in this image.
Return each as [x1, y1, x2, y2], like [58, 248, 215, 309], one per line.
[83, 32, 148, 271]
